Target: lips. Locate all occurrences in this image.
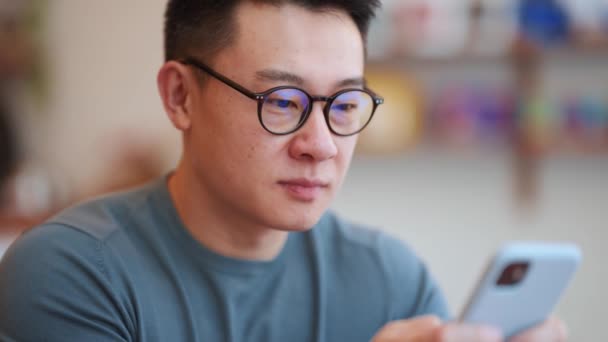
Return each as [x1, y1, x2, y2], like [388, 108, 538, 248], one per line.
[278, 178, 329, 201]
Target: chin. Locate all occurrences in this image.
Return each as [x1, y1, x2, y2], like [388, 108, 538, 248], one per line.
[254, 189, 333, 232]
[265, 207, 326, 232]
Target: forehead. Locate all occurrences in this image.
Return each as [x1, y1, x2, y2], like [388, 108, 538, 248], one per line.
[216, 3, 365, 87]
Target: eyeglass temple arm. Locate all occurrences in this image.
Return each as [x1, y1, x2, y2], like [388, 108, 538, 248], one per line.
[181, 58, 384, 105]
[362, 86, 384, 105]
[180, 58, 260, 100]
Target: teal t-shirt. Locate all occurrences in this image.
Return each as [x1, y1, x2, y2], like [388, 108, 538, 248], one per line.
[0, 179, 448, 341]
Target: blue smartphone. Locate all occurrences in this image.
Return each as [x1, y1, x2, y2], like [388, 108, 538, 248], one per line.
[459, 242, 581, 338]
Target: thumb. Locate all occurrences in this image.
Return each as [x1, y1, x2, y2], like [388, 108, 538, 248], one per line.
[509, 316, 568, 342]
[372, 315, 442, 342]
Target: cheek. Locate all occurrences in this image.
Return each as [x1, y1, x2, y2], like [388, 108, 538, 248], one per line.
[337, 138, 357, 169]
[193, 90, 261, 148]
[203, 116, 279, 180]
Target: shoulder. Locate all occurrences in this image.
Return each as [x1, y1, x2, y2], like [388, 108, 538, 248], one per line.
[0, 222, 109, 301]
[46, 181, 160, 241]
[0, 223, 113, 336]
[0, 192, 150, 339]
[0, 181, 163, 292]
[0, 179, 163, 340]
[0, 182, 162, 322]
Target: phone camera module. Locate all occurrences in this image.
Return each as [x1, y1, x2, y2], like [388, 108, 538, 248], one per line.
[496, 262, 529, 286]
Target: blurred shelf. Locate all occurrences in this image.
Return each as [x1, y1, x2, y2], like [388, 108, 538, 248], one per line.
[369, 45, 608, 68]
[549, 141, 608, 156]
[402, 136, 608, 158]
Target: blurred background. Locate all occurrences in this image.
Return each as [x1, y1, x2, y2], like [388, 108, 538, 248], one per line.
[1, 0, 607, 340]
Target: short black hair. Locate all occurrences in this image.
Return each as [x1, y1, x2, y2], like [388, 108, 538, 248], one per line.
[164, 0, 381, 63]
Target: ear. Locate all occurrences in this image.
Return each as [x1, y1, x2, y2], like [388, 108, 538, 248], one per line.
[157, 61, 196, 131]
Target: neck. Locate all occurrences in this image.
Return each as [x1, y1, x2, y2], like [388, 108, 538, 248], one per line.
[167, 162, 288, 261]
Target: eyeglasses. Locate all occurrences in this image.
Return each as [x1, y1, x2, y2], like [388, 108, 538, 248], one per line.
[179, 57, 384, 136]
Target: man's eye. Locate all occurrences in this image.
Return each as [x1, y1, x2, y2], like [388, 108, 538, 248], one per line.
[332, 103, 358, 112]
[268, 99, 297, 109]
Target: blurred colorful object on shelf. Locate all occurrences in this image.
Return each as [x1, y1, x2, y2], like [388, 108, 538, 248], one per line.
[469, 0, 518, 57]
[0, 0, 47, 100]
[517, 0, 571, 47]
[357, 67, 424, 154]
[561, 0, 608, 47]
[563, 0, 608, 32]
[369, 0, 608, 61]
[429, 84, 515, 148]
[603, 3, 608, 33]
[516, 95, 560, 154]
[426, 82, 608, 154]
[562, 94, 608, 149]
[389, 0, 470, 58]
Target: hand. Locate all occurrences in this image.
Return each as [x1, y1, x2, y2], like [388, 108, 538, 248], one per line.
[371, 316, 567, 342]
[371, 315, 503, 342]
[509, 316, 568, 342]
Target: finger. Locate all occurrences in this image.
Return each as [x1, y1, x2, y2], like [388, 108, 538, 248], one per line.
[509, 317, 568, 342]
[372, 315, 442, 342]
[437, 323, 503, 342]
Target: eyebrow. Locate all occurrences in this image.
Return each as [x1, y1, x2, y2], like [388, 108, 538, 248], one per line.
[256, 69, 305, 86]
[255, 69, 366, 89]
[336, 77, 366, 88]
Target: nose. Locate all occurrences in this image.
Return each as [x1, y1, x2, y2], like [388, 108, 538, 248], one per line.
[287, 103, 338, 162]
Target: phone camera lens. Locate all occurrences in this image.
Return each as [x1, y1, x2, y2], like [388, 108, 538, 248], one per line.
[496, 262, 530, 286]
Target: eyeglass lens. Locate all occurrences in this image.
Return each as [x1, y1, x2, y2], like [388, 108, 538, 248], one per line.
[261, 88, 375, 135]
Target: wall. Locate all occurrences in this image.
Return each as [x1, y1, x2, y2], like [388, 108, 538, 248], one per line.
[40, 0, 178, 197]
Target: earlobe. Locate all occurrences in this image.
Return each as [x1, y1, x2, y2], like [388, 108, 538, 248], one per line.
[157, 62, 193, 131]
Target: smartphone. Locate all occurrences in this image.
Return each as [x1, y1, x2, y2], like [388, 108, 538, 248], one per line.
[459, 242, 581, 338]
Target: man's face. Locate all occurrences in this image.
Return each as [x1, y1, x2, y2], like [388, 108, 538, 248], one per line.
[184, 3, 365, 230]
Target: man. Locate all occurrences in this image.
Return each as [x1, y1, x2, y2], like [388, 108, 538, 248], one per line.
[0, 1, 567, 341]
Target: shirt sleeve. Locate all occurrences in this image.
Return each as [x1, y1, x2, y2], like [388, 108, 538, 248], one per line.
[0, 224, 133, 342]
[378, 233, 451, 321]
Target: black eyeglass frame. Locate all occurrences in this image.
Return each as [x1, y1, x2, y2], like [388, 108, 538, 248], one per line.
[179, 57, 384, 136]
